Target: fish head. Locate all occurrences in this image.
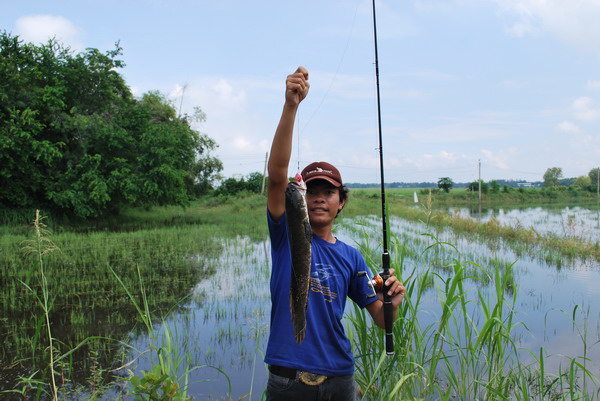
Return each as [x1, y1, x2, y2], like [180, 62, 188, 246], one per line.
[292, 173, 307, 194]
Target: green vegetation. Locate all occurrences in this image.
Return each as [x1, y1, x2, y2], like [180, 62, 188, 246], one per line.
[348, 235, 599, 400]
[0, 31, 222, 218]
[437, 177, 454, 193]
[0, 195, 266, 399]
[346, 188, 600, 263]
[214, 172, 266, 197]
[544, 167, 564, 187]
[1, 186, 599, 399]
[345, 186, 598, 208]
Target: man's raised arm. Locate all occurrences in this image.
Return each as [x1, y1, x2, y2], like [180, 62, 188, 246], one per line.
[267, 66, 310, 221]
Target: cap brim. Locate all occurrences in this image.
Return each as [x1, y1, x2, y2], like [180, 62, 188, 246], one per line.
[304, 176, 342, 187]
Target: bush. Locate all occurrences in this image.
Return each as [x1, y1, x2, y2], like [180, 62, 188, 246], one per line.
[214, 172, 265, 196]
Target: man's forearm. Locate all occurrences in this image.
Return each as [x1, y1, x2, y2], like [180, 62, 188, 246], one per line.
[268, 103, 298, 185]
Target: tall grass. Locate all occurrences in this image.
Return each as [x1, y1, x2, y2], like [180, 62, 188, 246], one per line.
[346, 229, 600, 400]
[18, 210, 60, 401]
[109, 264, 197, 401]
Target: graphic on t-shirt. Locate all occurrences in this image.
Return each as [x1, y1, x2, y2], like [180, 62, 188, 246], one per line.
[311, 264, 338, 302]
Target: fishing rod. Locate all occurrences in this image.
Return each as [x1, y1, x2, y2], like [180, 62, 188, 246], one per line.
[371, 0, 394, 356]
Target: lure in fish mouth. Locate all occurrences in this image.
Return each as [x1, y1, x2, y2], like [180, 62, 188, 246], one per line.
[285, 173, 312, 344]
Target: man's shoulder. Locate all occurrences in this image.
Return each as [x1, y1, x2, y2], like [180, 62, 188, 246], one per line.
[324, 237, 363, 260]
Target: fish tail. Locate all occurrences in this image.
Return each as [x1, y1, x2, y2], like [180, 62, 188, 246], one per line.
[290, 293, 307, 344]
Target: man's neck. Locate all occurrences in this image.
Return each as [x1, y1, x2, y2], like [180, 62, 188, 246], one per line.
[312, 225, 336, 244]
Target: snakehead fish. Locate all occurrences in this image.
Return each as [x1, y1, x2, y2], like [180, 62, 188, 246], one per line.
[285, 173, 312, 344]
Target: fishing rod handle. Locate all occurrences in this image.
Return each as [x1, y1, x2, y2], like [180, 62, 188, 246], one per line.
[381, 252, 395, 356]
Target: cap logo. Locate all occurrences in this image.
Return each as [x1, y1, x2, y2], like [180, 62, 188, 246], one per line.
[306, 167, 333, 175]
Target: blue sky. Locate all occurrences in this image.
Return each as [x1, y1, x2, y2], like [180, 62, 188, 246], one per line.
[2, 0, 600, 184]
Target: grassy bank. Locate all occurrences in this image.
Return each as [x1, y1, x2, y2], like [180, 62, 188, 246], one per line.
[345, 189, 600, 264]
[348, 186, 600, 207]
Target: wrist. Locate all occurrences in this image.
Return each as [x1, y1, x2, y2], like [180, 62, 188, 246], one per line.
[283, 101, 300, 112]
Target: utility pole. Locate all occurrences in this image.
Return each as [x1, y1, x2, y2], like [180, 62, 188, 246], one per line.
[261, 152, 268, 196]
[478, 159, 482, 203]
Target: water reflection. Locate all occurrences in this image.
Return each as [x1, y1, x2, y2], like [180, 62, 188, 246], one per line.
[109, 213, 600, 399]
[11, 209, 594, 400]
[445, 205, 600, 242]
[122, 236, 272, 400]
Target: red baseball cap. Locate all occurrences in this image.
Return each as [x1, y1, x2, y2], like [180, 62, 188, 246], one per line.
[301, 161, 343, 187]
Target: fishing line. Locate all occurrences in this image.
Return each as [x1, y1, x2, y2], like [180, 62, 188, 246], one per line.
[296, 110, 301, 172]
[299, 0, 360, 134]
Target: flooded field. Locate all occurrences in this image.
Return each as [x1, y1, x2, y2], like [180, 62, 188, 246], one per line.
[445, 205, 600, 242]
[1, 203, 599, 400]
[118, 206, 600, 399]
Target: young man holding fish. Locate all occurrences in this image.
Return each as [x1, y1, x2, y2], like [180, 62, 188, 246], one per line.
[265, 66, 406, 401]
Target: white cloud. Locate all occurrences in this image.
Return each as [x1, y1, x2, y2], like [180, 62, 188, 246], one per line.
[556, 121, 580, 133]
[211, 79, 247, 109]
[493, 0, 600, 55]
[162, 76, 273, 176]
[481, 148, 512, 170]
[15, 15, 83, 50]
[233, 136, 252, 151]
[572, 96, 600, 121]
[587, 80, 600, 90]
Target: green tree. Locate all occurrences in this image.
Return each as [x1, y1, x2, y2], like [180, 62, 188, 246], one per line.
[437, 177, 454, 193]
[573, 175, 591, 190]
[543, 167, 563, 187]
[215, 172, 265, 196]
[185, 107, 223, 196]
[589, 167, 600, 191]
[489, 180, 500, 194]
[467, 180, 488, 194]
[0, 32, 222, 217]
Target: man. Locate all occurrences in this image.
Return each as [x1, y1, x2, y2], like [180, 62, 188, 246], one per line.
[265, 66, 406, 401]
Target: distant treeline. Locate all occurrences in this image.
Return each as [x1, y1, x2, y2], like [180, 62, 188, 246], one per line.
[346, 179, 544, 189]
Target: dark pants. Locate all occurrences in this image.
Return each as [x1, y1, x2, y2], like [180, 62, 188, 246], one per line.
[265, 371, 359, 401]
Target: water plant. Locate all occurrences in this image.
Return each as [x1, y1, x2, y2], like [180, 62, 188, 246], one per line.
[18, 210, 61, 401]
[345, 226, 600, 400]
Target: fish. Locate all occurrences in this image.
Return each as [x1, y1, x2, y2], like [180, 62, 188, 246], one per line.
[285, 173, 312, 344]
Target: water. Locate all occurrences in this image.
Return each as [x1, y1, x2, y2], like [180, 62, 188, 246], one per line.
[117, 205, 600, 399]
[445, 205, 600, 242]
[3, 205, 600, 399]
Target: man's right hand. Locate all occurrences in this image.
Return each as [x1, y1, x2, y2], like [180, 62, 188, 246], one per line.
[285, 66, 310, 107]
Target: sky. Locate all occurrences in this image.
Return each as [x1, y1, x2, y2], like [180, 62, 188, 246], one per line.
[2, 0, 600, 184]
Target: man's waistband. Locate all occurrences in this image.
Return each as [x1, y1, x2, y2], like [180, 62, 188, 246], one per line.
[268, 365, 329, 386]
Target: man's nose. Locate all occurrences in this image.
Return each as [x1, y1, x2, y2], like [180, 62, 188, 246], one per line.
[311, 193, 325, 202]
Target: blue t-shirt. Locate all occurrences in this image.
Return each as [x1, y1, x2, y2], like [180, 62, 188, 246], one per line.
[265, 210, 377, 376]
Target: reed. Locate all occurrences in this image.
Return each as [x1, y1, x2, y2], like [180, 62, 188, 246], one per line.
[346, 228, 600, 400]
[18, 210, 60, 401]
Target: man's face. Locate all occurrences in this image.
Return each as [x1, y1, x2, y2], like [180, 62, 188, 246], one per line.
[305, 180, 345, 227]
